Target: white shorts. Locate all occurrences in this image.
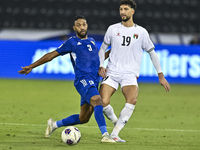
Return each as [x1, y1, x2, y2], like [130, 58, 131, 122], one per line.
[101, 73, 138, 90]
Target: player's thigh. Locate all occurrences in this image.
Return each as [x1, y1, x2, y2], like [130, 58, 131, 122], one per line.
[120, 73, 138, 88]
[122, 85, 138, 105]
[79, 103, 94, 123]
[99, 83, 116, 107]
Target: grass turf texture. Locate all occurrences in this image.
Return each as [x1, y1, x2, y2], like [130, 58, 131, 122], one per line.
[0, 79, 200, 150]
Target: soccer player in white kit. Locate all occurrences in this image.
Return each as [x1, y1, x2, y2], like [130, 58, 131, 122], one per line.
[98, 0, 170, 142]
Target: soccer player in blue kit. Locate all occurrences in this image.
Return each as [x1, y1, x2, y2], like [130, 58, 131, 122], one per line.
[18, 15, 115, 143]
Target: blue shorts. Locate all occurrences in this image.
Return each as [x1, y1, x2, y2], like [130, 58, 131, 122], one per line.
[75, 78, 100, 106]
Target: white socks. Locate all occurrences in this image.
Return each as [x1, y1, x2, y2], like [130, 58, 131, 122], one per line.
[103, 103, 136, 137]
[103, 104, 118, 126]
[111, 103, 135, 137]
[53, 122, 58, 128]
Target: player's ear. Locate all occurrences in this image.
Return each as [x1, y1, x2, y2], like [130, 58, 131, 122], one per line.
[132, 8, 135, 15]
[73, 26, 76, 31]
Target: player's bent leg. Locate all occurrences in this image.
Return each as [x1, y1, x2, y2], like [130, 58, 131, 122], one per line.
[79, 103, 93, 123]
[122, 85, 138, 105]
[56, 114, 82, 128]
[111, 85, 138, 141]
[99, 84, 118, 125]
[45, 114, 83, 138]
[90, 95, 115, 143]
[90, 95, 106, 133]
[54, 104, 92, 130]
[99, 84, 116, 107]
[111, 102, 135, 142]
[103, 104, 118, 126]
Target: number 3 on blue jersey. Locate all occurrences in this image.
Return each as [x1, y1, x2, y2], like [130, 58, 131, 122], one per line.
[87, 45, 92, 51]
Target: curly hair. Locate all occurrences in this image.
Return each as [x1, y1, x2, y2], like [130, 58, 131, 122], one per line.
[120, 0, 137, 10]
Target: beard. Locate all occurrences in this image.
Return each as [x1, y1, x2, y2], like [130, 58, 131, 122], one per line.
[77, 30, 87, 39]
[121, 16, 131, 22]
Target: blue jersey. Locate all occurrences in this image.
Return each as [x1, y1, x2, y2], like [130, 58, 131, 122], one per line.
[56, 36, 100, 85]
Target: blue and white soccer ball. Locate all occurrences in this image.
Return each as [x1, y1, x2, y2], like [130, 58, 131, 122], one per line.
[61, 126, 81, 145]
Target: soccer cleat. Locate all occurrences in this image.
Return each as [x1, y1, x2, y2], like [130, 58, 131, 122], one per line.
[45, 118, 56, 137]
[112, 136, 126, 142]
[101, 132, 116, 143]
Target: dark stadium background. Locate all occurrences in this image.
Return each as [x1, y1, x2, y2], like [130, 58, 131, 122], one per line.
[0, 0, 200, 83]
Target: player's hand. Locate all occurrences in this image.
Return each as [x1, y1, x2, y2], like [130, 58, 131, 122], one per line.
[18, 66, 32, 75]
[158, 73, 170, 92]
[98, 67, 107, 78]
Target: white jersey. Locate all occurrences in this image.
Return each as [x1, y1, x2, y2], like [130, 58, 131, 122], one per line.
[104, 22, 155, 77]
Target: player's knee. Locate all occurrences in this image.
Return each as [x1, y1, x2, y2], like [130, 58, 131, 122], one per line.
[133, 99, 137, 105]
[127, 97, 137, 105]
[103, 100, 110, 107]
[90, 95, 103, 107]
[94, 97, 103, 106]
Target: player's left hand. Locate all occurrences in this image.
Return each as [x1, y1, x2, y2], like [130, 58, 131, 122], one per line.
[159, 77, 170, 92]
[158, 73, 170, 92]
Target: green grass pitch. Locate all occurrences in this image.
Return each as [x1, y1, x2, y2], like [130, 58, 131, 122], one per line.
[0, 79, 200, 150]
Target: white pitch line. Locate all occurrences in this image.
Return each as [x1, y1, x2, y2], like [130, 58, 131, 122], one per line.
[80, 125, 200, 132]
[0, 122, 200, 133]
[0, 123, 46, 126]
[132, 128, 200, 132]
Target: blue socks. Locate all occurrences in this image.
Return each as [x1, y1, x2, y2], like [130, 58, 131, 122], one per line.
[94, 105, 107, 135]
[56, 114, 81, 127]
[56, 105, 107, 135]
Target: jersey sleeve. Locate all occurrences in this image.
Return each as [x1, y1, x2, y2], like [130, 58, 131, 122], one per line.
[56, 38, 72, 55]
[103, 26, 112, 46]
[141, 29, 155, 52]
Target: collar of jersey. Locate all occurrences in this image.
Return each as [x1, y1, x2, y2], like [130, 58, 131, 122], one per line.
[121, 22, 137, 28]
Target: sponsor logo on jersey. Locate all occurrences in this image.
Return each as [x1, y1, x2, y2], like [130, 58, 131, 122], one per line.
[77, 42, 82, 45]
[133, 34, 138, 39]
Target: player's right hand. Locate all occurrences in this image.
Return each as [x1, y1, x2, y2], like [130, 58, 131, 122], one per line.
[18, 66, 32, 75]
[98, 67, 107, 78]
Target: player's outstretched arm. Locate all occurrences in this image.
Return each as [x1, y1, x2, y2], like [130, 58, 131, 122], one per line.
[18, 66, 33, 75]
[158, 73, 170, 92]
[18, 50, 60, 75]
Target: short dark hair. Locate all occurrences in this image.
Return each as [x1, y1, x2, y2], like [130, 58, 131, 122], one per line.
[74, 15, 86, 22]
[120, 0, 137, 10]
